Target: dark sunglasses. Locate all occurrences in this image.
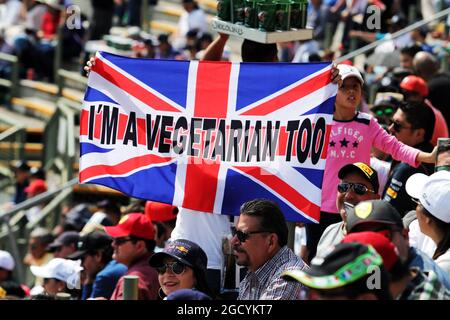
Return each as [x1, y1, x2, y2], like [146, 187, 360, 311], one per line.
[374, 107, 394, 117]
[113, 237, 133, 246]
[156, 262, 186, 275]
[337, 182, 375, 196]
[389, 119, 413, 133]
[231, 227, 270, 243]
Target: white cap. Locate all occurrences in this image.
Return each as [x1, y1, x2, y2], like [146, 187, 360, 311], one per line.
[30, 258, 83, 290]
[406, 171, 450, 223]
[0, 250, 15, 271]
[337, 64, 364, 85]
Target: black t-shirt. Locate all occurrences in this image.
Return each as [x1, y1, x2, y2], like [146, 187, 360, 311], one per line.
[428, 72, 450, 128]
[91, 0, 115, 10]
[382, 142, 434, 217]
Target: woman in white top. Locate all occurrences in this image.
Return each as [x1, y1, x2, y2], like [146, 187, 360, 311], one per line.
[406, 171, 450, 276]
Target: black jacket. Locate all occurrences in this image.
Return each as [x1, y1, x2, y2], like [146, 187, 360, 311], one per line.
[382, 141, 434, 217]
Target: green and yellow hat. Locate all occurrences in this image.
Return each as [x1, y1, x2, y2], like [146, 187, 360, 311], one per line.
[282, 243, 383, 290]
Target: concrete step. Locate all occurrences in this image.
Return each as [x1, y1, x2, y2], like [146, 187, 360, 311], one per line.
[11, 96, 56, 120]
[20, 79, 85, 104]
[0, 106, 45, 133]
[150, 20, 179, 34]
[0, 141, 43, 161]
[161, 0, 217, 14]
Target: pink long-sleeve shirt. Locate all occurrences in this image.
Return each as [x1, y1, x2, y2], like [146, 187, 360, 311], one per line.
[321, 112, 420, 214]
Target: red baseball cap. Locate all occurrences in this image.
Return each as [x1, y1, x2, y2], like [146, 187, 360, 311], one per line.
[104, 213, 155, 240]
[145, 201, 178, 222]
[400, 75, 429, 97]
[341, 231, 400, 271]
[25, 179, 47, 195]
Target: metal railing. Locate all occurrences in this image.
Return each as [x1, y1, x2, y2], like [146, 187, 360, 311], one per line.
[336, 7, 450, 63]
[0, 126, 26, 173]
[43, 98, 79, 183]
[0, 178, 78, 284]
[56, 69, 88, 97]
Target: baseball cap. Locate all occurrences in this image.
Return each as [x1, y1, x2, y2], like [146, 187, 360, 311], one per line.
[282, 242, 383, 289]
[0, 250, 15, 271]
[66, 231, 112, 260]
[337, 64, 364, 85]
[30, 258, 83, 289]
[166, 288, 211, 300]
[402, 210, 417, 229]
[405, 171, 450, 223]
[372, 92, 403, 108]
[149, 239, 208, 274]
[104, 213, 155, 240]
[400, 75, 429, 97]
[341, 231, 400, 271]
[346, 200, 403, 233]
[24, 179, 47, 194]
[145, 201, 178, 223]
[47, 231, 80, 252]
[12, 160, 30, 172]
[97, 199, 120, 213]
[338, 162, 380, 194]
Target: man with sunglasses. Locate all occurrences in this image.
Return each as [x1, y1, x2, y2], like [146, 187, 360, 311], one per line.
[316, 162, 380, 257]
[104, 213, 159, 300]
[67, 231, 127, 300]
[231, 199, 308, 300]
[383, 102, 436, 217]
[345, 199, 450, 290]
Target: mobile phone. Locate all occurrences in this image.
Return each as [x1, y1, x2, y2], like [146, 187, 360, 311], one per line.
[436, 138, 450, 172]
[344, 202, 354, 214]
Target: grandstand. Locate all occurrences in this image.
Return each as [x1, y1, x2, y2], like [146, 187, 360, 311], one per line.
[0, 0, 448, 287]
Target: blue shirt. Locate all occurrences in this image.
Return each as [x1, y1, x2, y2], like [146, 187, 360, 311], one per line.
[409, 247, 450, 290]
[82, 260, 127, 299]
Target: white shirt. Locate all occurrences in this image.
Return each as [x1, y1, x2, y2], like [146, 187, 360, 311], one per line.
[370, 156, 391, 195]
[170, 208, 232, 270]
[292, 40, 319, 63]
[0, 0, 22, 30]
[408, 219, 437, 258]
[436, 249, 450, 277]
[173, 8, 208, 50]
[294, 226, 307, 256]
[26, 4, 47, 31]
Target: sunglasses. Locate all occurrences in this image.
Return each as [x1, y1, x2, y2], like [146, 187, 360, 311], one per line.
[389, 119, 413, 133]
[156, 262, 186, 275]
[231, 227, 270, 243]
[337, 182, 375, 196]
[113, 237, 133, 246]
[374, 107, 394, 117]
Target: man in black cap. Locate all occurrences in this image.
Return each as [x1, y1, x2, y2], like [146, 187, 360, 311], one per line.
[282, 242, 392, 300]
[67, 231, 127, 300]
[316, 162, 380, 258]
[47, 231, 79, 258]
[231, 199, 308, 300]
[345, 199, 450, 290]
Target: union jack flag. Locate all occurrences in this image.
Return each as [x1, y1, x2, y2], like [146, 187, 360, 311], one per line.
[79, 52, 336, 223]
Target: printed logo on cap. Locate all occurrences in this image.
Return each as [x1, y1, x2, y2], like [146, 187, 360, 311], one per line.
[355, 162, 373, 178]
[355, 202, 373, 219]
[176, 246, 189, 254]
[118, 215, 129, 225]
